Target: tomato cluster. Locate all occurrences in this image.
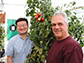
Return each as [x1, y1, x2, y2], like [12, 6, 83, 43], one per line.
[34, 13, 44, 22]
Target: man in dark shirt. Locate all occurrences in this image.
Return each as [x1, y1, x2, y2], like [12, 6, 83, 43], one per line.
[46, 12, 83, 63]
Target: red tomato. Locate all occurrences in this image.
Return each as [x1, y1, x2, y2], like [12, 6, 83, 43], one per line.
[36, 19, 38, 21]
[41, 17, 44, 21]
[38, 13, 41, 17]
[35, 15, 39, 19]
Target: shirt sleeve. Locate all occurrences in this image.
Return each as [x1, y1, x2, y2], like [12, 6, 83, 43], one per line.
[5, 40, 14, 56]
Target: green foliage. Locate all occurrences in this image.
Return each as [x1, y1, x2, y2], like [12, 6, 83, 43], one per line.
[26, 0, 84, 63]
[63, 2, 84, 47]
[0, 25, 6, 51]
[26, 0, 55, 63]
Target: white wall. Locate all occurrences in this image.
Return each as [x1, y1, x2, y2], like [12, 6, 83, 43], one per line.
[4, 0, 27, 19]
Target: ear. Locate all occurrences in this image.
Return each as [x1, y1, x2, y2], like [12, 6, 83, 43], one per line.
[27, 25, 29, 28]
[66, 24, 69, 29]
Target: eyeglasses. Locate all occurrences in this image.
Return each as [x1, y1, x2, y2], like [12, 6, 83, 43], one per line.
[17, 24, 27, 27]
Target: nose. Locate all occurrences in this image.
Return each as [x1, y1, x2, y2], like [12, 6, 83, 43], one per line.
[20, 26, 24, 28]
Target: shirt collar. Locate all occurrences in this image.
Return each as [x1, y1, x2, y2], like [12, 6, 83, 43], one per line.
[18, 34, 29, 40]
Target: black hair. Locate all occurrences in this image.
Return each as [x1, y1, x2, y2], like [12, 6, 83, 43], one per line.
[15, 18, 28, 25]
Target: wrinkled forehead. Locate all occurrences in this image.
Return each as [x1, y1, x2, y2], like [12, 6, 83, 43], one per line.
[51, 15, 68, 25]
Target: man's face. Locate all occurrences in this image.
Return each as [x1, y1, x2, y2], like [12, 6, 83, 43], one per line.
[17, 21, 28, 35]
[52, 15, 68, 40]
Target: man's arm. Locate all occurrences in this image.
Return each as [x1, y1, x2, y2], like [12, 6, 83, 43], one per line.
[7, 56, 13, 63]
